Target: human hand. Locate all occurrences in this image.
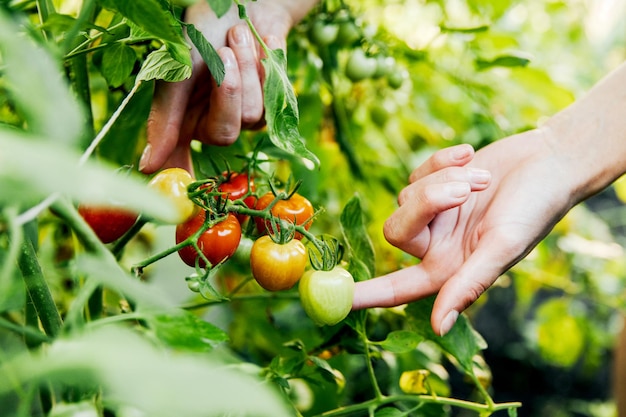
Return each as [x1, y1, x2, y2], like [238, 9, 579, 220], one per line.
[139, 1, 303, 174]
[352, 130, 576, 335]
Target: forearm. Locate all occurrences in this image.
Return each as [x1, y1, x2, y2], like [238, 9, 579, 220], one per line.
[271, 0, 320, 25]
[544, 61, 626, 203]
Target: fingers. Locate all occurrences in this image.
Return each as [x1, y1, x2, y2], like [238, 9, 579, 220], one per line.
[227, 24, 263, 126]
[140, 79, 194, 174]
[384, 166, 491, 258]
[430, 237, 509, 336]
[352, 263, 440, 311]
[409, 143, 475, 183]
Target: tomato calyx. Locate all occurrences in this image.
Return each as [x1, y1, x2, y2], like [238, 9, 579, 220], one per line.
[307, 234, 344, 272]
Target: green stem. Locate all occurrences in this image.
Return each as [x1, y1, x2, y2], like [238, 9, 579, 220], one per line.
[318, 393, 521, 417]
[182, 291, 299, 310]
[17, 231, 62, 339]
[0, 316, 50, 345]
[79, 80, 142, 166]
[359, 323, 383, 400]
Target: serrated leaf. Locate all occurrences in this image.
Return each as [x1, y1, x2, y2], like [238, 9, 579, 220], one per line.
[0, 9, 83, 146]
[476, 54, 531, 70]
[98, 0, 184, 44]
[101, 43, 137, 88]
[148, 311, 229, 352]
[186, 23, 225, 86]
[206, 0, 232, 17]
[405, 297, 487, 374]
[261, 48, 319, 168]
[137, 46, 192, 82]
[340, 195, 376, 280]
[378, 330, 422, 353]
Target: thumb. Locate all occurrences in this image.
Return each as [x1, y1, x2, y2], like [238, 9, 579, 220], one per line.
[140, 79, 193, 174]
[430, 239, 510, 336]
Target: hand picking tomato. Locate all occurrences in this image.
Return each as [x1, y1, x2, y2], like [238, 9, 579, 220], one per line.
[147, 168, 197, 224]
[176, 211, 241, 268]
[78, 203, 139, 244]
[217, 172, 256, 223]
[254, 192, 314, 239]
[299, 266, 355, 326]
[250, 235, 307, 291]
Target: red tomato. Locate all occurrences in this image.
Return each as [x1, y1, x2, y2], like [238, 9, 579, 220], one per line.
[217, 172, 256, 223]
[254, 192, 314, 239]
[176, 211, 242, 268]
[78, 204, 139, 244]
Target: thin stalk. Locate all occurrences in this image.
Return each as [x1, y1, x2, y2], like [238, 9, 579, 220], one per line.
[79, 80, 142, 166]
[17, 232, 62, 339]
[0, 316, 50, 345]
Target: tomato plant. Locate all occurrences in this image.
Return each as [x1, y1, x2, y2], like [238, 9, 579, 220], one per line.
[254, 191, 314, 239]
[298, 266, 355, 326]
[77, 203, 139, 244]
[176, 211, 241, 268]
[249, 235, 307, 291]
[148, 168, 197, 224]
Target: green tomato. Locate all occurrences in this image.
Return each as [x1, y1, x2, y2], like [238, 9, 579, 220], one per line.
[336, 19, 361, 47]
[387, 67, 408, 89]
[299, 266, 355, 326]
[344, 49, 377, 82]
[309, 18, 339, 46]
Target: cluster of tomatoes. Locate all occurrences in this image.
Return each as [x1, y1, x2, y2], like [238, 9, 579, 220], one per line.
[307, 8, 407, 89]
[77, 166, 355, 326]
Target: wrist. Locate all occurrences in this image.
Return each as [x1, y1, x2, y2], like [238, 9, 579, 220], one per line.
[541, 62, 626, 204]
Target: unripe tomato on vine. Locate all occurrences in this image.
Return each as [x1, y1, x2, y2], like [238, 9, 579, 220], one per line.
[176, 211, 241, 268]
[147, 168, 197, 224]
[344, 48, 378, 82]
[299, 266, 355, 326]
[250, 235, 308, 291]
[254, 191, 314, 240]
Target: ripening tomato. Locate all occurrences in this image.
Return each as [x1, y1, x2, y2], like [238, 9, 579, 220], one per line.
[250, 235, 307, 291]
[217, 172, 256, 223]
[148, 168, 197, 224]
[299, 266, 355, 326]
[254, 192, 314, 239]
[176, 211, 242, 268]
[78, 203, 139, 244]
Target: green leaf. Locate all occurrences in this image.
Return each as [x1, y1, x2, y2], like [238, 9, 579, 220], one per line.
[148, 311, 229, 352]
[340, 195, 376, 280]
[375, 407, 404, 417]
[476, 54, 531, 71]
[186, 23, 225, 86]
[377, 330, 423, 353]
[206, 0, 232, 17]
[405, 297, 487, 374]
[98, 0, 184, 44]
[440, 24, 490, 33]
[0, 326, 292, 417]
[0, 129, 179, 223]
[101, 42, 137, 88]
[261, 48, 320, 168]
[137, 46, 192, 82]
[0, 9, 83, 146]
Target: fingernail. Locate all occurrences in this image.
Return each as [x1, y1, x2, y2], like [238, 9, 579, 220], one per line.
[139, 144, 151, 172]
[448, 182, 470, 199]
[232, 24, 252, 46]
[451, 144, 472, 161]
[468, 168, 491, 185]
[439, 310, 459, 336]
